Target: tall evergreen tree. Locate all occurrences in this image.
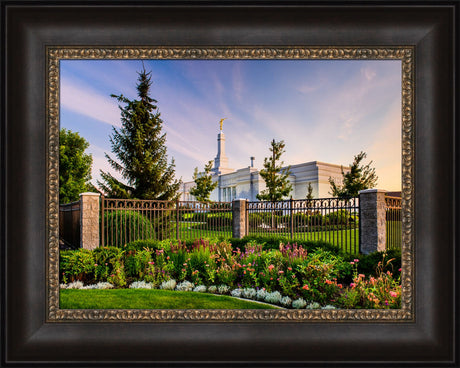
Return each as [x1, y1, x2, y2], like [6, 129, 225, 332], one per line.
[329, 151, 378, 199]
[256, 139, 292, 201]
[189, 160, 218, 202]
[98, 67, 181, 200]
[59, 128, 94, 203]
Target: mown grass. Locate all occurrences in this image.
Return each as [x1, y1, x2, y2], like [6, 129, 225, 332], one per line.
[60, 289, 280, 309]
[174, 221, 402, 253]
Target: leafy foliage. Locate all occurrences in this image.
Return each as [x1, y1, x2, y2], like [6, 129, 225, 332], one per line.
[306, 182, 314, 200]
[59, 128, 95, 203]
[98, 67, 181, 200]
[102, 211, 156, 247]
[189, 160, 218, 202]
[256, 139, 292, 201]
[329, 151, 378, 199]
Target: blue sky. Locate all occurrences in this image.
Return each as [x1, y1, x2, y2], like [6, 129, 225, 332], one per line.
[60, 59, 402, 191]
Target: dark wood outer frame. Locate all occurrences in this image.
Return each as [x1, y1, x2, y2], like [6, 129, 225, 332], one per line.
[1, 1, 457, 366]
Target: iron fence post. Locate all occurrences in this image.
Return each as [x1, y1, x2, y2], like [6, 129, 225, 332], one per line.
[176, 199, 179, 240]
[101, 195, 105, 247]
[290, 198, 294, 240]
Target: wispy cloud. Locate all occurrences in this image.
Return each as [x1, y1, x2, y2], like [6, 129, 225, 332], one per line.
[61, 79, 121, 127]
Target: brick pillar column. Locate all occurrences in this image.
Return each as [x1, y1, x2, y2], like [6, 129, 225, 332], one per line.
[80, 192, 101, 250]
[232, 199, 247, 239]
[359, 189, 387, 254]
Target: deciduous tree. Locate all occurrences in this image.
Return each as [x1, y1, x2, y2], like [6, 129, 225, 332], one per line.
[59, 128, 94, 203]
[257, 139, 292, 201]
[189, 160, 218, 202]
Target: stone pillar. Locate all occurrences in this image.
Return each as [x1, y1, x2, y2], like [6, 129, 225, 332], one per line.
[80, 192, 101, 250]
[232, 199, 247, 239]
[359, 189, 387, 254]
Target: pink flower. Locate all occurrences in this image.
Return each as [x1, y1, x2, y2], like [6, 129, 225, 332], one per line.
[358, 274, 365, 279]
[94, 264, 98, 267]
[268, 264, 275, 271]
[278, 270, 284, 274]
[398, 268, 402, 272]
[350, 261, 355, 265]
[389, 291, 398, 298]
[148, 261, 154, 265]
[350, 283, 356, 288]
[288, 267, 292, 271]
[354, 259, 359, 262]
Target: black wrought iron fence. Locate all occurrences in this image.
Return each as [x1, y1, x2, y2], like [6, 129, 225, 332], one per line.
[100, 197, 232, 247]
[246, 198, 360, 254]
[59, 201, 81, 249]
[385, 196, 402, 250]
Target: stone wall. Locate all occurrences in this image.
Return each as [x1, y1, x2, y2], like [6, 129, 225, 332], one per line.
[80, 192, 100, 250]
[359, 189, 387, 254]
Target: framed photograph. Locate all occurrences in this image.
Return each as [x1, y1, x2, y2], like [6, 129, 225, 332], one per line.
[2, 1, 457, 366]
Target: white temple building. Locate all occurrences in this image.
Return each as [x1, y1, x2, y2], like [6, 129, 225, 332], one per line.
[180, 128, 347, 202]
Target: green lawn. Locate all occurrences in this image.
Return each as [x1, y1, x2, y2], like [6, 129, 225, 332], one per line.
[60, 289, 280, 309]
[174, 221, 401, 253]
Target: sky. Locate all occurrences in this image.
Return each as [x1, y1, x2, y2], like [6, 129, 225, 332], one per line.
[60, 58, 402, 191]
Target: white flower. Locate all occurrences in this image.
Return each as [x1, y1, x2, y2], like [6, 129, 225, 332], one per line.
[264, 291, 282, 304]
[207, 285, 218, 294]
[160, 279, 177, 291]
[242, 288, 257, 299]
[217, 285, 230, 294]
[176, 281, 194, 292]
[60, 284, 68, 289]
[66, 281, 84, 289]
[256, 289, 267, 301]
[306, 302, 321, 309]
[193, 285, 207, 293]
[321, 305, 337, 310]
[231, 288, 242, 298]
[280, 296, 292, 307]
[130, 281, 153, 289]
[292, 298, 307, 309]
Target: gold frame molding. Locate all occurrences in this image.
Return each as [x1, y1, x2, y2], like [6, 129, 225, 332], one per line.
[47, 46, 414, 322]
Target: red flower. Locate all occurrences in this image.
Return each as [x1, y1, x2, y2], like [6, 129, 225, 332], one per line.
[302, 284, 309, 290]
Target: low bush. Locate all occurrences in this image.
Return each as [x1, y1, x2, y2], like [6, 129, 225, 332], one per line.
[102, 211, 156, 247]
[206, 212, 232, 228]
[60, 237, 401, 309]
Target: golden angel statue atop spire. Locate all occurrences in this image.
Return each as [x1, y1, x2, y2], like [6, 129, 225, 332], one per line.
[219, 118, 227, 131]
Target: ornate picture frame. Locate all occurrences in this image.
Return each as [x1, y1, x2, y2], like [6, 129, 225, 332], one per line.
[49, 46, 414, 322]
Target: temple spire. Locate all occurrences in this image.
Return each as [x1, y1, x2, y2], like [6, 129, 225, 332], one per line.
[212, 119, 234, 175]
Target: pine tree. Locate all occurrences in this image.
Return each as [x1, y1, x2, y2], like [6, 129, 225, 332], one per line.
[189, 160, 218, 202]
[329, 151, 378, 199]
[256, 139, 292, 201]
[98, 67, 181, 200]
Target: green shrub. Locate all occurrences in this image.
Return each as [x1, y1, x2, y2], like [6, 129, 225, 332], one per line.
[355, 249, 401, 278]
[101, 210, 156, 247]
[206, 213, 232, 228]
[123, 239, 163, 252]
[92, 246, 122, 281]
[60, 248, 96, 283]
[323, 210, 357, 226]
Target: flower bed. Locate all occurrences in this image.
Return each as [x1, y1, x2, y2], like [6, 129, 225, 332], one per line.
[60, 238, 401, 309]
